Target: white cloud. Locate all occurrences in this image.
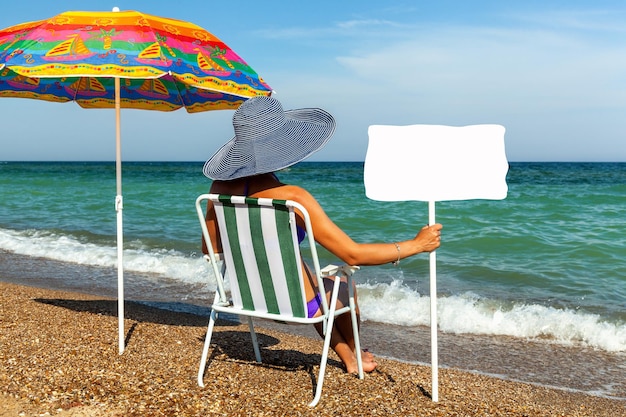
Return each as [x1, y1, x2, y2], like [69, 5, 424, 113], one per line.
[335, 19, 403, 30]
[332, 21, 626, 114]
[267, 15, 626, 162]
[505, 9, 626, 34]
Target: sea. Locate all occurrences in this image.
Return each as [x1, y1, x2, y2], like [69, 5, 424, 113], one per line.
[1, 161, 625, 400]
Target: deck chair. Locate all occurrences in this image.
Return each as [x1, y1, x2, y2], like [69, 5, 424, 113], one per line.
[195, 194, 364, 407]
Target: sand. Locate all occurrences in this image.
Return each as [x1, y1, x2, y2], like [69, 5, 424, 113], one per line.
[1, 281, 624, 416]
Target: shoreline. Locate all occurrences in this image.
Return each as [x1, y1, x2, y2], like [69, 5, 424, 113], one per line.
[2, 243, 626, 401]
[1, 282, 624, 416]
[2, 249, 625, 402]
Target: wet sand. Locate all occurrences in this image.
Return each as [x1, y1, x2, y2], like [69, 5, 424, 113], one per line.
[1, 282, 624, 416]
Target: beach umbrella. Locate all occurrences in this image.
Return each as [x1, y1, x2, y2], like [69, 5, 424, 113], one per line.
[364, 124, 508, 402]
[0, 9, 272, 354]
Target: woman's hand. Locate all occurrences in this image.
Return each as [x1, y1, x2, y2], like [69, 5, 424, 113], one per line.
[414, 224, 443, 253]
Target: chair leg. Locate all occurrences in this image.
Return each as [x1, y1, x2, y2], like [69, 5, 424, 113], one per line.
[348, 275, 364, 379]
[247, 316, 262, 362]
[197, 309, 218, 387]
[309, 276, 342, 407]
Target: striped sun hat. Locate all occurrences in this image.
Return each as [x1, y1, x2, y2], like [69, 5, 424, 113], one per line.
[203, 96, 335, 180]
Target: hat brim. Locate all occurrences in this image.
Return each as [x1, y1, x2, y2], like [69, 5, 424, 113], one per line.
[203, 107, 335, 180]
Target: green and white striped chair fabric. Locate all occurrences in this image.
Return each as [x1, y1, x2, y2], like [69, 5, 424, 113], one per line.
[215, 194, 308, 318]
[195, 194, 363, 407]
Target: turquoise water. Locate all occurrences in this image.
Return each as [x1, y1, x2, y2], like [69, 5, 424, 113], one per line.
[1, 161, 624, 350]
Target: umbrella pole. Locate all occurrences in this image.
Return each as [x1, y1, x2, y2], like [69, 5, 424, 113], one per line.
[115, 77, 125, 355]
[429, 200, 438, 402]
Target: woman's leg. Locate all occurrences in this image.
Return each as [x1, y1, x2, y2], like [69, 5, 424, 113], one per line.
[314, 277, 377, 373]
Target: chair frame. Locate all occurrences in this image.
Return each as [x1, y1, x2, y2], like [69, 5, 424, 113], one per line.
[195, 193, 363, 407]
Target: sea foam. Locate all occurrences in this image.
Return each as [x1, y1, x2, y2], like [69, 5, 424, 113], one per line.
[0, 227, 212, 284]
[357, 280, 626, 352]
[2, 227, 624, 353]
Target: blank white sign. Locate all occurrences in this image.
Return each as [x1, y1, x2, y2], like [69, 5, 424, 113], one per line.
[364, 124, 509, 202]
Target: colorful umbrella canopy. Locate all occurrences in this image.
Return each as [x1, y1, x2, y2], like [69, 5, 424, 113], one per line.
[0, 9, 272, 110]
[0, 9, 272, 354]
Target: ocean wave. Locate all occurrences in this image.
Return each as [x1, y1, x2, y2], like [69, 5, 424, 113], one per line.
[358, 280, 626, 352]
[2, 227, 624, 353]
[0, 227, 213, 285]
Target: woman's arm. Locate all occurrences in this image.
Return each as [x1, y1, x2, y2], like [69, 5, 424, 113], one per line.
[282, 186, 442, 266]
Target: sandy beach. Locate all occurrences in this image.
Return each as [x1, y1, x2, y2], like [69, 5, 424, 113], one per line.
[1, 281, 624, 417]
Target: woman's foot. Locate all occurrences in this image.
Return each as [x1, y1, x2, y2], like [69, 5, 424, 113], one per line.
[362, 349, 378, 373]
[346, 349, 378, 374]
[362, 348, 375, 362]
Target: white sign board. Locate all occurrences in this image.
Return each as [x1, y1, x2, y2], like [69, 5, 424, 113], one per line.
[364, 124, 508, 202]
[363, 123, 508, 403]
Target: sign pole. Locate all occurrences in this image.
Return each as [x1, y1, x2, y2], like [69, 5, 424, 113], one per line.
[429, 200, 438, 402]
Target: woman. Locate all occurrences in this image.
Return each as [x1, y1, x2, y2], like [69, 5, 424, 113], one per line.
[202, 96, 442, 374]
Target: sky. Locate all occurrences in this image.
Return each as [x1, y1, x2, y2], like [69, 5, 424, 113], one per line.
[1, 1, 625, 162]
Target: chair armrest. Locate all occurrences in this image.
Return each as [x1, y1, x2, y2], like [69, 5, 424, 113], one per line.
[321, 264, 360, 277]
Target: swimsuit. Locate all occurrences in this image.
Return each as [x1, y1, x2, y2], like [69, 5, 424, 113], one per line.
[307, 293, 322, 318]
[296, 224, 306, 244]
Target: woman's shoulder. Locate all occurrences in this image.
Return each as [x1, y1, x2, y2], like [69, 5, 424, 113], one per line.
[258, 183, 314, 202]
[210, 176, 321, 208]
